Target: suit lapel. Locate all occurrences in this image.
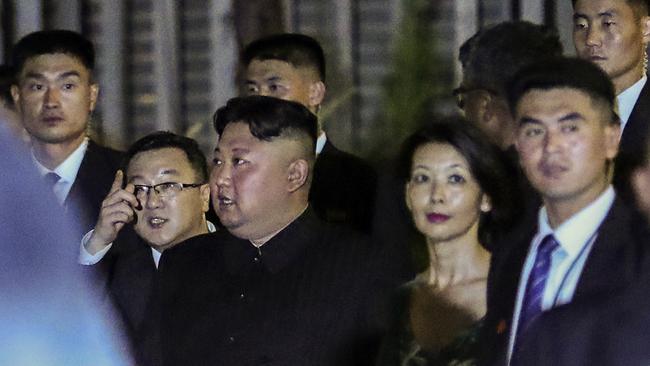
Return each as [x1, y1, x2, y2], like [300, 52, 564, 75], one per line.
[620, 81, 650, 156]
[574, 198, 641, 299]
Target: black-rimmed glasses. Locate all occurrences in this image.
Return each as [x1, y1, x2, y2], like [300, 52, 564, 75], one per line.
[133, 182, 205, 199]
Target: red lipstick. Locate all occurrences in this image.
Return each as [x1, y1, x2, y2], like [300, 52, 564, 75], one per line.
[426, 213, 450, 223]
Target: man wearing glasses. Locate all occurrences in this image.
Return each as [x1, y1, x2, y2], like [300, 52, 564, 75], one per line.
[79, 131, 214, 366]
[456, 21, 563, 150]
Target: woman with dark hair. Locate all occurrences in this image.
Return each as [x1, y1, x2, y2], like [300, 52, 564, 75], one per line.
[377, 116, 516, 366]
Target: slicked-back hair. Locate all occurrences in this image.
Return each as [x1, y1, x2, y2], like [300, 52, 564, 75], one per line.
[11, 30, 95, 76]
[572, 0, 650, 15]
[123, 131, 208, 182]
[0, 65, 14, 107]
[242, 33, 326, 81]
[463, 21, 563, 95]
[506, 57, 619, 124]
[399, 116, 516, 248]
[213, 96, 318, 154]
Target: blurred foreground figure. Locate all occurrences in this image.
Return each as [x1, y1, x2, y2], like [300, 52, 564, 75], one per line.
[0, 125, 130, 365]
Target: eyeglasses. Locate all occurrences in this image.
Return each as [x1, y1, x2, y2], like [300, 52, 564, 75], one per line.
[452, 86, 496, 110]
[133, 182, 205, 199]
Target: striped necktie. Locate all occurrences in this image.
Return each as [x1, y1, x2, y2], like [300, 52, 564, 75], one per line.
[513, 234, 559, 360]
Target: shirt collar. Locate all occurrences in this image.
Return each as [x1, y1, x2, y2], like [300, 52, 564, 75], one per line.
[537, 186, 615, 257]
[152, 221, 218, 268]
[32, 138, 89, 184]
[617, 75, 647, 128]
[316, 132, 327, 155]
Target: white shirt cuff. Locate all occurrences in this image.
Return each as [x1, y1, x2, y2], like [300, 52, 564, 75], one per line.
[78, 229, 113, 265]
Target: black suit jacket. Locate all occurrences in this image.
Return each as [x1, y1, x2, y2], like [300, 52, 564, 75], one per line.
[97, 228, 161, 366]
[160, 209, 390, 366]
[515, 270, 650, 366]
[480, 197, 648, 366]
[64, 140, 123, 235]
[310, 140, 378, 233]
[614, 80, 650, 202]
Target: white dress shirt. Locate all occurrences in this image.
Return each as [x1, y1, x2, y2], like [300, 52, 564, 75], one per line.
[316, 132, 327, 155]
[617, 75, 646, 130]
[79, 221, 218, 268]
[507, 186, 616, 363]
[33, 138, 89, 205]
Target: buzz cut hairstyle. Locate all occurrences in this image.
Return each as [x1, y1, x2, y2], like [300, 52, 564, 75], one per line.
[123, 131, 209, 182]
[213, 95, 318, 153]
[506, 57, 619, 125]
[242, 33, 326, 82]
[11, 30, 95, 77]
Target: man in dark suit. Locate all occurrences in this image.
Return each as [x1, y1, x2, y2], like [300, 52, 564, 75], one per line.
[10, 30, 122, 235]
[241, 33, 377, 233]
[80, 131, 213, 366]
[572, 0, 650, 200]
[161, 96, 387, 365]
[480, 57, 648, 366]
[513, 125, 650, 366]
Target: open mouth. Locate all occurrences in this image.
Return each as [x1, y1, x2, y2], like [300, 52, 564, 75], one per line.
[148, 217, 168, 228]
[218, 194, 234, 206]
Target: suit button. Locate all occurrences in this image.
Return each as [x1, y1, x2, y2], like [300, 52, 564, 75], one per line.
[228, 336, 235, 343]
[253, 257, 260, 262]
[240, 293, 245, 299]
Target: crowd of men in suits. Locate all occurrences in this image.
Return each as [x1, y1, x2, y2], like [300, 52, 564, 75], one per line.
[4, 0, 650, 364]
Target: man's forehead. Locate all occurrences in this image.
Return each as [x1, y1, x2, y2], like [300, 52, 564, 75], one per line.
[20, 53, 90, 78]
[517, 88, 600, 115]
[574, 0, 636, 15]
[246, 59, 316, 79]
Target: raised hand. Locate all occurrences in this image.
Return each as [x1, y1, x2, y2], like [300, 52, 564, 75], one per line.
[85, 170, 140, 255]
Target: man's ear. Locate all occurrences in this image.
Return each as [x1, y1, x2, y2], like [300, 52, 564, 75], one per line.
[308, 81, 326, 109]
[10, 85, 21, 113]
[604, 121, 621, 160]
[89, 83, 99, 112]
[287, 159, 309, 192]
[200, 183, 211, 213]
[641, 15, 650, 44]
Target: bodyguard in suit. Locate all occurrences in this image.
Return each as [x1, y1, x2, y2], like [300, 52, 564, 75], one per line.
[481, 57, 648, 366]
[513, 127, 650, 366]
[572, 0, 650, 199]
[241, 33, 377, 233]
[161, 96, 386, 365]
[80, 132, 213, 366]
[10, 30, 122, 235]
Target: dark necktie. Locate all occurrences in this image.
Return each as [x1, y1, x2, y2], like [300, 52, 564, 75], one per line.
[43, 172, 61, 193]
[513, 234, 559, 359]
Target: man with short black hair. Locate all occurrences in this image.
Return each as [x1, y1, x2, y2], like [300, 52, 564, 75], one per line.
[10, 30, 122, 235]
[572, 0, 650, 199]
[481, 57, 648, 366]
[80, 131, 213, 366]
[241, 33, 377, 233]
[162, 96, 385, 366]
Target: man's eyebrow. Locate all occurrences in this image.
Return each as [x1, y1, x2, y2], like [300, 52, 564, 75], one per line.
[558, 112, 584, 122]
[22, 70, 81, 80]
[58, 71, 81, 80]
[518, 116, 542, 125]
